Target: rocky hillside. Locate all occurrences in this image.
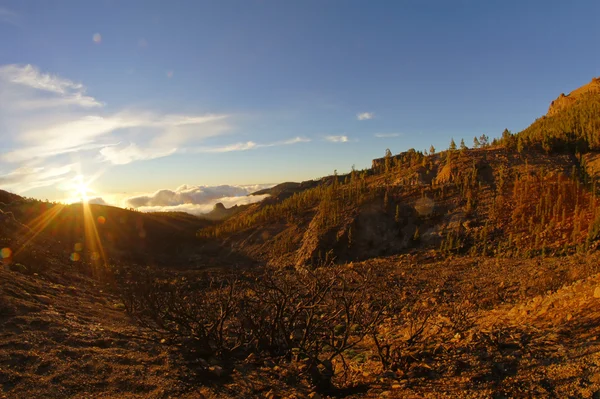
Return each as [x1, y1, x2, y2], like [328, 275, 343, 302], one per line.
[0, 193, 222, 269]
[194, 77, 600, 269]
[548, 77, 600, 116]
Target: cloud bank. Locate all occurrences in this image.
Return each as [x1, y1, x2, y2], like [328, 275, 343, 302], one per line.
[125, 184, 274, 215]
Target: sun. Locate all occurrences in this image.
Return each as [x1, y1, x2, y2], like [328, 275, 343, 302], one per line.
[74, 181, 90, 201]
[71, 176, 94, 202]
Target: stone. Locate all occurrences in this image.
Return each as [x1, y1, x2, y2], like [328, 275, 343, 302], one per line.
[209, 365, 224, 377]
[594, 286, 600, 298]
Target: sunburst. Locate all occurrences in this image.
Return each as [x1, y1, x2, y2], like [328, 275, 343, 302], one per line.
[72, 177, 92, 202]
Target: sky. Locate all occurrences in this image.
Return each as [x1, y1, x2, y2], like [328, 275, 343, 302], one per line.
[1, 0, 599, 213]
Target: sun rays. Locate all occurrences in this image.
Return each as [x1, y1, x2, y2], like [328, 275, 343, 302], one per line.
[70, 175, 94, 203]
[13, 178, 109, 274]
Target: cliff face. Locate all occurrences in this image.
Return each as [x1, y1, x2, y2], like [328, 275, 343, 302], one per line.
[547, 77, 600, 116]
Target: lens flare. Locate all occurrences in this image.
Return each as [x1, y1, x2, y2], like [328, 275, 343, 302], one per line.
[70, 252, 80, 261]
[1, 248, 12, 259]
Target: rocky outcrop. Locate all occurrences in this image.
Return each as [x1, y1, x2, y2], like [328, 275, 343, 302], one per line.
[547, 77, 600, 116]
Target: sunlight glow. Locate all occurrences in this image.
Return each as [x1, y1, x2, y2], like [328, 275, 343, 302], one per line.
[74, 180, 90, 202]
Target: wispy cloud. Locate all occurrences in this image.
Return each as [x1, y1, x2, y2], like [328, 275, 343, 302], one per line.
[325, 135, 349, 143]
[188, 136, 311, 153]
[0, 64, 103, 108]
[2, 113, 226, 163]
[0, 64, 235, 192]
[99, 143, 177, 165]
[0, 63, 308, 195]
[374, 133, 400, 138]
[357, 112, 375, 121]
[0, 163, 75, 193]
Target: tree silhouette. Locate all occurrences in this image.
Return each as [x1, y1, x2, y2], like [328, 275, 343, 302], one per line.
[449, 138, 457, 151]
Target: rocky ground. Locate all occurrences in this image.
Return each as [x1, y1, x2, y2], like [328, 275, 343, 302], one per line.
[2, 252, 600, 398]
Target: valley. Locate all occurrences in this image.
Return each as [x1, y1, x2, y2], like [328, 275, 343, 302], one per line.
[2, 77, 600, 398]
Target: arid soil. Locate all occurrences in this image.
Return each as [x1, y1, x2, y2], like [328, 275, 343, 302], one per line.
[2, 252, 600, 398]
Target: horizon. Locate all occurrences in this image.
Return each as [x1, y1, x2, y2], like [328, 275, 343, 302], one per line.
[1, 0, 600, 214]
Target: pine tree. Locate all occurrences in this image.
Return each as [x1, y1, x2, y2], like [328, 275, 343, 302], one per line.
[449, 138, 457, 151]
[517, 136, 524, 153]
[479, 134, 489, 147]
[460, 138, 467, 151]
[473, 136, 480, 148]
[429, 144, 435, 155]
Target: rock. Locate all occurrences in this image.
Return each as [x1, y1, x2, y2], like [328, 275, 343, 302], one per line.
[209, 365, 224, 377]
[594, 286, 600, 298]
[590, 373, 600, 384]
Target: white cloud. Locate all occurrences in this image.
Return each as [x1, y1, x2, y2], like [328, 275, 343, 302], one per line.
[0, 64, 235, 193]
[276, 136, 311, 146]
[188, 136, 311, 153]
[1, 108, 230, 163]
[201, 141, 258, 153]
[357, 112, 374, 121]
[374, 133, 400, 138]
[0, 64, 102, 108]
[99, 143, 176, 165]
[0, 163, 75, 193]
[125, 184, 273, 215]
[325, 135, 349, 143]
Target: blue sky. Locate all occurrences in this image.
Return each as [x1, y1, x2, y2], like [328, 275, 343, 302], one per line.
[1, 0, 599, 212]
